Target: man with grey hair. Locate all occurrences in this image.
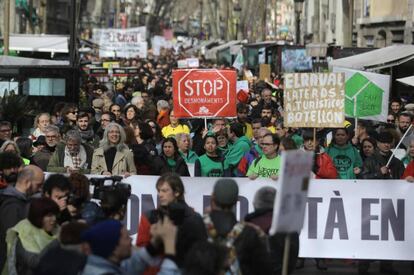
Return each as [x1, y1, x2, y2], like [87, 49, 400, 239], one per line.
[47, 130, 94, 174]
[156, 100, 171, 128]
[32, 125, 61, 171]
[131, 96, 144, 109]
[244, 186, 299, 275]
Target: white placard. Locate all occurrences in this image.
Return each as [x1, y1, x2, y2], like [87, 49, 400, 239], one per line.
[270, 150, 313, 234]
[186, 58, 199, 68]
[236, 80, 249, 94]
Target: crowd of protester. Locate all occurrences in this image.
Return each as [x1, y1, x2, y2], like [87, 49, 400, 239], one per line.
[0, 48, 413, 275]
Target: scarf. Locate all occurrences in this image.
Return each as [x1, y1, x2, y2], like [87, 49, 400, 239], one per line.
[64, 145, 87, 169]
[79, 128, 95, 142]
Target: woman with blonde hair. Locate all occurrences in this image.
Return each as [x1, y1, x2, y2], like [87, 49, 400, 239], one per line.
[31, 113, 51, 140]
[0, 140, 20, 155]
[91, 123, 136, 176]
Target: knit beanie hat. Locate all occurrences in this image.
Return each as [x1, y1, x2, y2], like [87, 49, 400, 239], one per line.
[81, 219, 122, 258]
[213, 179, 239, 207]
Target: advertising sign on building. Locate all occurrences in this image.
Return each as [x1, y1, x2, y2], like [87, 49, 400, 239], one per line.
[172, 69, 237, 118]
[284, 72, 345, 128]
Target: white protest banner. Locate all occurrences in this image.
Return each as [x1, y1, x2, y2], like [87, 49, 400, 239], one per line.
[270, 150, 313, 235]
[284, 73, 345, 128]
[93, 27, 148, 58]
[300, 180, 413, 260]
[333, 67, 390, 122]
[112, 175, 414, 261]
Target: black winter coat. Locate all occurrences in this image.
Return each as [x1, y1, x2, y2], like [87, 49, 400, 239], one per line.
[244, 209, 299, 275]
[152, 154, 190, 176]
[360, 151, 405, 179]
[146, 201, 207, 267]
[0, 186, 30, 270]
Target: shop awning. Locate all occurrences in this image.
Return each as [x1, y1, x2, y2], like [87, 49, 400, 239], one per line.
[10, 34, 69, 53]
[397, 76, 414, 87]
[185, 39, 220, 55]
[0, 56, 69, 67]
[205, 40, 245, 60]
[330, 44, 414, 71]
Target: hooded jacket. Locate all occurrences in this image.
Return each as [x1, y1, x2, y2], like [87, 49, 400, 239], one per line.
[224, 136, 252, 173]
[326, 143, 362, 179]
[0, 186, 29, 271]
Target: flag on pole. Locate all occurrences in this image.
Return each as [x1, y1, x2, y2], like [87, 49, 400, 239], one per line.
[233, 50, 244, 71]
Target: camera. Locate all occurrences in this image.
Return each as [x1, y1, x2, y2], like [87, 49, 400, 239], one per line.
[90, 176, 131, 202]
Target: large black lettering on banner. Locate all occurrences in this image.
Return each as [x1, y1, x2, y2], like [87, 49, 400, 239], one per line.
[361, 199, 405, 241]
[125, 194, 249, 235]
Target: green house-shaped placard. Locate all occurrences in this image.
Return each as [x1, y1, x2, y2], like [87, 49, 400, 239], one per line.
[345, 72, 384, 117]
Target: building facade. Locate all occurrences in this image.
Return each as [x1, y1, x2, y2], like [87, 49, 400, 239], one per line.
[302, 0, 414, 47]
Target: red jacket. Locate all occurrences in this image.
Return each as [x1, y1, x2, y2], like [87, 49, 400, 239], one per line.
[315, 152, 338, 179]
[157, 110, 170, 129]
[402, 161, 414, 179]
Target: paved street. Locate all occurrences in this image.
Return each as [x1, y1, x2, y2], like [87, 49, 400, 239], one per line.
[293, 260, 413, 275]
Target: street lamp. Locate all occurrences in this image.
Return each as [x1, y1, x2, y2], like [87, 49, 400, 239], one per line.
[233, 2, 242, 40]
[294, 0, 305, 45]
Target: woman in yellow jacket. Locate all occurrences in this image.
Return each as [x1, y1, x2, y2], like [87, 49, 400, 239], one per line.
[91, 123, 136, 177]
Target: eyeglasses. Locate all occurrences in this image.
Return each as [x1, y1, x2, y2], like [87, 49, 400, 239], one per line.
[46, 135, 58, 139]
[260, 143, 274, 147]
[387, 120, 394, 123]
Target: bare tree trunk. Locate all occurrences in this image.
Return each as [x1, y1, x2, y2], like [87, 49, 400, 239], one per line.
[205, 0, 219, 39]
[240, 0, 253, 40]
[40, 0, 47, 33]
[261, 0, 267, 41]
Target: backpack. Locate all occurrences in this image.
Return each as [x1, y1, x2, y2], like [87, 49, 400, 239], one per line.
[203, 214, 244, 275]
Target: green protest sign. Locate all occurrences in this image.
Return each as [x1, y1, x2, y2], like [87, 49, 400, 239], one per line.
[334, 68, 390, 122]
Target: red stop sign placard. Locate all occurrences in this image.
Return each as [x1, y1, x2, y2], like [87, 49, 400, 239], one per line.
[172, 69, 237, 118]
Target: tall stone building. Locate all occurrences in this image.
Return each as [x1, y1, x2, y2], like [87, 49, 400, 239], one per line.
[302, 0, 414, 47]
[356, 0, 414, 47]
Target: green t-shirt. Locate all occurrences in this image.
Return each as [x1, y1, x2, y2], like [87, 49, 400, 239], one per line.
[246, 155, 281, 178]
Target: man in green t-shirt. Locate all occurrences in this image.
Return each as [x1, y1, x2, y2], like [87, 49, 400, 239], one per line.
[247, 133, 281, 180]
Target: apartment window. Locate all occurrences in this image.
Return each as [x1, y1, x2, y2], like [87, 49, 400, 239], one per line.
[0, 79, 18, 97]
[363, 0, 370, 17]
[364, 35, 375, 47]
